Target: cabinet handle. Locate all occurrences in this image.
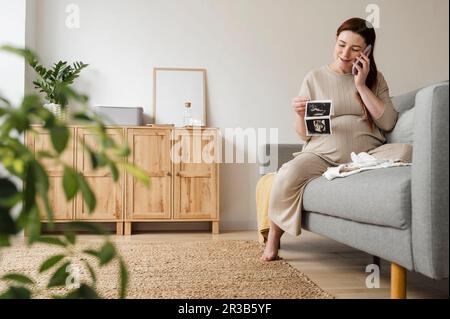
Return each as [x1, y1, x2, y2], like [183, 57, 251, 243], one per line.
[176, 171, 211, 178]
[167, 172, 172, 177]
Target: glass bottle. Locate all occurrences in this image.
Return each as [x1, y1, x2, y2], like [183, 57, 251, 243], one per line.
[183, 102, 192, 126]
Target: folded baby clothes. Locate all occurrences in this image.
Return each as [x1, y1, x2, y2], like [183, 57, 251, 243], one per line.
[323, 152, 411, 181]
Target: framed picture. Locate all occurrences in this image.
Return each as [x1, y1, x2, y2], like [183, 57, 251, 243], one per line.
[153, 67, 207, 126]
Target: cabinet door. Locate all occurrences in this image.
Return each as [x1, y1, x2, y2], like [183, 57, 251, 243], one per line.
[26, 127, 75, 220]
[173, 129, 219, 220]
[75, 128, 124, 221]
[126, 128, 171, 220]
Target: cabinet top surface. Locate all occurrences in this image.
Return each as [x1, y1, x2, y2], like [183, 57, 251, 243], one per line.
[30, 124, 219, 130]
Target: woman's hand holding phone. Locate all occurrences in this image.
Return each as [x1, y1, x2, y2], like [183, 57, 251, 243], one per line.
[353, 45, 372, 90]
[292, 96, 310, 118]
[352, 44, 372, 76]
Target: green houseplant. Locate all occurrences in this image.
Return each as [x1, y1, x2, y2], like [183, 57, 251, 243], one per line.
[30, 57, 88, 120]
[0, 46, 149, 298]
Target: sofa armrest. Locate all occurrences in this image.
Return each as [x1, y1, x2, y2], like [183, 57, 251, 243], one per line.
[411, 81, 449, 279]
[258, 143, 303, 175]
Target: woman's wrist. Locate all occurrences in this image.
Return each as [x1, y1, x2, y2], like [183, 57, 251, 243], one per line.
[356, 83, 369, 93]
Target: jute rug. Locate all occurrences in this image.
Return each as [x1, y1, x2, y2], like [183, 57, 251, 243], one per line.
[0, 239, 333, 299]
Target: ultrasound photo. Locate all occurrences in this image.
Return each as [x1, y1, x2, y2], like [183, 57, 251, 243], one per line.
[305, 118, 332, 136]
[306, 101, 332, 117]
[304, 100, 333, 136]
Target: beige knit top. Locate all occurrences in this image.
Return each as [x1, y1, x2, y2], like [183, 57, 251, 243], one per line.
[299, 65, 398, 164]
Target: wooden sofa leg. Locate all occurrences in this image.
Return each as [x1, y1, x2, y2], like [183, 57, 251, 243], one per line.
[391, 263, 407, 299]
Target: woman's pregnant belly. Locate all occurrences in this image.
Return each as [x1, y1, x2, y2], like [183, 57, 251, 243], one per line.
[302, 115, 386, 164]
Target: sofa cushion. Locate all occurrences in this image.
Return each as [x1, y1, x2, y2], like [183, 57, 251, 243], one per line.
[303, 166, 411, 229]
[386, 88, 420, 144]
[386, 107, 415, 144]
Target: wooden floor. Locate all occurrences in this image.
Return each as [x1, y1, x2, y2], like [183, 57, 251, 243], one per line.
[17, 229, 449, 299]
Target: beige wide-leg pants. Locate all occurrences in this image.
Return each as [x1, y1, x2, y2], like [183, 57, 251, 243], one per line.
[268, 152, 332, 236]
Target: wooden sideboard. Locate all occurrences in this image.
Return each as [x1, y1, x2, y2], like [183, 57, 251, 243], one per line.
[25, 125, 220, 235]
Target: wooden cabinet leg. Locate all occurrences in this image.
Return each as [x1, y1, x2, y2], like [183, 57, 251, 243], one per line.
[124, 222, 132, 236]
[391, 262, 407, 299]
[116, 222, 124, 235]
[212, 221, 219, 234]
[373, 256, 381, 269]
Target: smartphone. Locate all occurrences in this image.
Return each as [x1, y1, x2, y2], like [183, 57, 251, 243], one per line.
[352, 44, 372, 76]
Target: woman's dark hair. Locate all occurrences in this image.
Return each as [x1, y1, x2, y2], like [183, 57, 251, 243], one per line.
[337, 17, 377, 129]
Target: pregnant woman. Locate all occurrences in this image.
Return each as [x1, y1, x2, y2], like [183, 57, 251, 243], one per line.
[261, 17, 399, 261]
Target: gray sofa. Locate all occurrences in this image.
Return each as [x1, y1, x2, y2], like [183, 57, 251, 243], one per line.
[260, 81, 449, 298]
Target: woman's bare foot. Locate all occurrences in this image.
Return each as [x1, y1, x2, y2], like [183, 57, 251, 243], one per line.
[261, 239, 280, 261]
[261, 221, 284, 261]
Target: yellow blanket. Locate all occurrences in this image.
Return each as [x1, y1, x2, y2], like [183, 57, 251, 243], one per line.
[255, 173, 276, 244]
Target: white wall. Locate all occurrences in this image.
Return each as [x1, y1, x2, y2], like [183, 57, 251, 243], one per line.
[0, 0, 26, 105]
[27, 0, 449, 230]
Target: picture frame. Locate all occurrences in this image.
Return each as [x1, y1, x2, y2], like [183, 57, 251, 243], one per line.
[153, 67, 207, 126]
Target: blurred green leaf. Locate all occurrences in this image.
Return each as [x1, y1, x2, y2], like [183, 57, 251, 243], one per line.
[0, 286, 31, 299]
[63, 166, 78, 200]
[32, 160, 53, 222]
[0, 178, 18, 201]
[9, 109, 29, 133]
[0, 192, 21, 209]
[122, 163, 150, 186]
[35, 236, 67, 247]
[109, 162, 119, 181]
[76, 173, 96, 213]
[36, 150, 55, 159]
[72, 112, 92, 122]
[36, 107, 56, 127]
[12, 159, 25, 174]
[1, 273, 35, 285]
[82, 260, 97, 284]
[83, 249, 100, 258]
[118, 258, 128, 299]
[32, 160, 49, 192]
[21, 94, 41, 112]
[98, 242, 116, 266]
[64, 284, 99, 299]
[114, 144, 131, 157]
[47, 261, 71, 288]
[86, 147, 98, 169]
[0, 95, 11, 107]
[0, 234, 10, 247]
[23, 163, 36, 214]
[0, 206, 17, 235]
[39, 255, 66, 273]
[0, 178, 19, 209]
[50, 125, 69, 154]
[26, 205, 41, 244]
[0, 46, 36, 64]
[64, 231, 76, 245]
[86, 148, 107, 169]
[100, 136, 114, 148]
